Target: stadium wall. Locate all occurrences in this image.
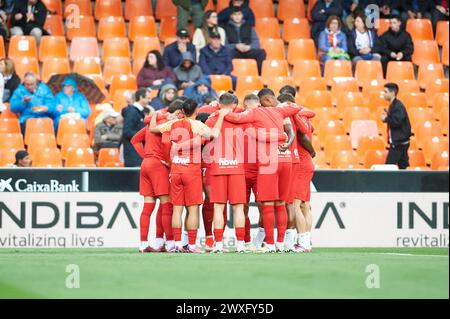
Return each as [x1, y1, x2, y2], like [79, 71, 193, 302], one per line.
[0, 169, 448, 249]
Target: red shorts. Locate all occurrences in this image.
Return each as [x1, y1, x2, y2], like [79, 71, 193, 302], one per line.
[256, 162, 292, 202]
[210, 174, 247, 204]
[295, 157, 315, 202]
[140, 158, 170, 197]
[245, 170, 258, 203]
[287, 163, 300, 204]
[170, 173, 204, 206]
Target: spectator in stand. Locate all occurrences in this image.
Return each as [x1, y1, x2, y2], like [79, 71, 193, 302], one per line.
[137, 50, 177, 90]
[172, 0, 208, 30]
[193, 10, 227, 60]
[163, 29, 197, 69]
[377, 15, 414, 76]
[94, 108, 123, 151]
[150, 81, 179, 111]
[0, 1, 8, 39]
[224, 6, 266, 74]
[199, 31, 236, 88]
[14, 150, 32, 167]
[10, 0, 48, 45]
[54, 77, 91, 130]
[0, 58, 21, 103]
[348, 14, 381, 63]
[399, 0, 433, 21]
[10, 72, 56, 134]
[218, 0, 255, 27]
[183, 76, 217, 106]
[121, 88, 153, 167]
[318, 16, 350, 64]
[311, 0, 344, 44]
[432, 0, 449, 34]
[174, 52, 203, 89]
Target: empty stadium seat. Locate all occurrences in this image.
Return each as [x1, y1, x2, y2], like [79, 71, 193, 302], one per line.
[399, 92, 428, 109]
[287, 39, 316, 64]
[0, 36, 5, 59]
[311, 107, 339, 125]
[277, 0, 305, 20]
[365, 91, 390, 113]
[13, 57, 40, 80]
[57, 118, 87, 145]
[299, 77, 327, 94]
[69, 37, 99, 61]
[129, 16, 157, 41]
[406, 19, 433, 41]
[155, 0, 177, 20]
[109, 75, 138, 97]
[73, 57, 102, 76]
[331, 78, 359, 105]
[349, 120, 379, 149]
[330, 150, 360, 169]
[426, 78, 449, 106]
[232, 59, 259, 77]
[159, 17, 178, 42]
[336, 92, 364, 113]
[32, 148, 63, 167]
[397, 79, 421, 95]
[8, 36, 37, 60]
[415, 121, 443, 149]
[66, 148, 96, 167]
[343, 107, 372, 133]
[64, 0, 92, 18]
[356, 136, 386, 164]
[210, 75, 233, 92]
[408, 149, 426, 167]
[27, 133, 57, 160]
[39, 36, 68, 62]
[417, 63, 445, 89]
[67, 16, 96, 40]
[0, 105, 18, 120]
[255, 18, 280, 39]
[94, 0, 122, 20]
[361, 79, 386, 95]
[324, 135, 352, 160]
[102, 37, 131, 60]
[0, 133, 24, 150]
[432, 92, 449, 115]
[423, 136, 449, 165]
[409, 107, 435, 131]
[364, 150, 388, 169]
[431, 151, 449, 170]
[0, 148, 20, 167]
[98, 16, 127, 41]
[324, 60, 352, 86]
[412, 40, 440, 65]
[443, 41, 449, 66]
[132, 36, 161, 61]
[436, 21, 449, 47]
[103, 57, 133, 85]
[292, 60, 321, 86]
[260, 38, 285, 60]
[42, 0, 62, 15]
[261, 60, 289, 84]
[112, 90, 135, 111]
[61, 134, 91, 160]
[98, 148, 122, 167]
[0, 118, 20, 134]
[355, 60, 383, 87]
[235, 76, 264, 95]
[125, 0, 153, 20]
[44, 15, 65, 37]
[441, 108, 449, 136]
[386, 61, 415, 81]
[249, 0, 275, 18]
[282, 18, 310, 42]
[266, 76, 295, 94]
[303, 91, 332, 109]
[41, 58, 71, 82]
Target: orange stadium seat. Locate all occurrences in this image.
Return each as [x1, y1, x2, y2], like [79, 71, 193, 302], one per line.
[412, 40, 440, 65]
[109, 75, 138, 97]
[432, 92, 449, 115]
[409, 107, 435, 131]
[66, 148, 96, 167]
[415, 121, 443, 148]
[317, 120, 345, 140]
[236, 76, 264, 95]
[431, 151, 449, 170]
[129, 16, 157, 41]
[13, 57, 40, 80]
[132, 36, 161, 61]
[303, 90, 332, 109]
[125, 0, 153, 20]
[98, 148, 122, 167]
[311, 107, 339, 125]
[406, 19, 433, 41]
[255, 18, 280, 39]
[159, 16, 178, 42]
[362, 79, 386, 95]
[94, 0, 122, 20]
[42, 0, 62, 15]
[349, 120, 378, 149]
[69, 37, 99, 61]
[386, 61, 415, 81]
[112, 90, 135, 111]
[0, 36, 5, 59]
[423, 136, 449, 165]
[64, 0, 92, 18]
[0, 133, 24, 150]
[441, 108, 449, 136]
[164, 37, 177, 47]
[0, 148, 20, 166]
[336, 92, 364, 114]
[417, 63, 444, 89]
[205, 0, 214, 11]
[103, 57, 132, 85]
[249, 0, 275, 18]
[356, 136, 386, 164]
[355, 60, 383, 87]
[436, 21, 449, 46]
[283, 18, 310, 42]
[299, 77, 327, 94]
[277, 0, 305, 20]
[324, 60, 352, 86]
[399, 92, 428, 109]
[364, 150, 388, 169]
[133, 58, 145, 76]
[292, 60, 321, 86]
[98, 16, 127, 41]
[365, 91, 389, 113]
[61, 134, 91, 160]
[397, 79, 420, 95]
[66, 16, 96, 40]
[44, 15, 65, 37]
[57, 118, 87, 145]
[330, 150, 360, 169]
[0, 105, 18, 119]
[266, 76, 295, 94]
[312, 152, 328, 169]
[261, 60, 289, 84]
[426, 78, 449, 106]
[232, 59, 259, 77]
[443, 41, 449, 66]
[408, 149, 426, 167]
[0, 118, 20, 134]
[331, 78, 359, 105]
[210, 75, 233, 92]
[41, 58, 71, 82]
[73, 57, 102, 76]
[102, 37, 131, 60]
[288, 39, 316, 64]
[32, 148, 63, 167]
[323, 135, 352, 160]
[343, 107, 372, 133]
[27, 133, 57, 160]
[86, 75, 107, 95]
[376, 18, 390, 36]
[155, 0, 177, 20]
[39, 36, 68, 61]
[260, 38, 285, 60]
[8, 36, 37, 60]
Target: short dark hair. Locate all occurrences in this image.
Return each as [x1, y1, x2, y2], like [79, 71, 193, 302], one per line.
[243, 93, 259, 104]
[196, 112, 210, 123]
[278, 93, 295, 103]
[257, 88, 275, 99]
[384, 83, 399, 96]
[182, 98, 198, 117]
[390, 15, 402, 22]
[168, 99, 184, 113]
[279, 85, 296, 97]
[203, 94, 218, 105]
[135, 88, 150, 102]
[219, 92, 238, 105]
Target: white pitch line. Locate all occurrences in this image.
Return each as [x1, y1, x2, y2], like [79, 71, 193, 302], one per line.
[375, 253, 449, 258]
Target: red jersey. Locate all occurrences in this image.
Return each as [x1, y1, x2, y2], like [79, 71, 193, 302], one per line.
[198, 103, 220, 114]
[289, 116, 300, 164]
[294, 112, 315, 160]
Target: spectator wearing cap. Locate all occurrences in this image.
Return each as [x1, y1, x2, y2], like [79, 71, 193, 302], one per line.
[199, 31, 236, 89]
[14, 150, 32, 167]
[137, 50, 177, 90]
[218, 0, 255, 27]
[94, 109, 123, 151]
[193, 10, 227, 60]
[174, 52, 203, 89]
[224, 6, 266, 74]
[163, 29, 197, 69]
[172, 0, 209, 30]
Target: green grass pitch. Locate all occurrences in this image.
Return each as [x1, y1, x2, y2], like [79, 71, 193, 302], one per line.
[0, 248, 448, 299]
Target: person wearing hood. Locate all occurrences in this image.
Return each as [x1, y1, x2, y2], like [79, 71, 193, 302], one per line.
[318, 16, 350, 64]
[224, 6, 266, 74]
[183, 76, 217, 106]
[218, 0, 255, 27]
[137, 50, 177, 90]
[377, 15, 414, 76]
[174, 52, 203, 89]
[150, 81, 179, 110]
[54, 77, 91, 130]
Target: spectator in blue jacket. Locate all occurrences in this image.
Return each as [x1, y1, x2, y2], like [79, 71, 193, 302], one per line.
[163, 28, 197, 69]
[199, 31, 236, 89]
[183, 76, 217, 106]
[54, 77, 91, 130]
[10, 72, 56, 134]
[318, 16, 350, 64]
[311, 0, 344, 43]
[218, 0, 255, 27]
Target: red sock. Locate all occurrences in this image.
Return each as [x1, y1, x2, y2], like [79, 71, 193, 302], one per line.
[173, 227, 182, 242]
[235, 227, 245, 242]
[156, 205, 164, 239]
[161, 202, 173, 241]
[223, 204, 228, 231]
[275, 205, 288, 243]
[245, 216, 251, 243]
[202, 198, 214, 237]
[262, 204, 275, 245]
[187, 229, 197, 246]
[140, 203, 155, 241]
[214, 228, 224, 242]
